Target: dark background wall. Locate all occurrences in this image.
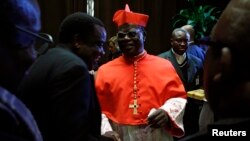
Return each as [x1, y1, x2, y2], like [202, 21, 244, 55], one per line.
[37, 0, 85, 41]
[37, 0, 229, 62]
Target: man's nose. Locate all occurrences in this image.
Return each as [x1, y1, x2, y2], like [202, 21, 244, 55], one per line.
[124, 34, 132, 39]
[180, 41, 187, 46]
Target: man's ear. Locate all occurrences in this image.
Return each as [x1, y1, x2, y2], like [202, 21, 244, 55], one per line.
[73, 34, 81, 49]
[213, 47, 232, 82]
[170, 38, 174, 46]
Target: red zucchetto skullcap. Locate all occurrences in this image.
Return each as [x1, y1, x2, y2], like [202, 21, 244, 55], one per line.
[113, 4, 149, 27]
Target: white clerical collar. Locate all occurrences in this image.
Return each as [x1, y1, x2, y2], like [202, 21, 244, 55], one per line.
[89, 70, 95, 75]
[171, 48, 186, 65]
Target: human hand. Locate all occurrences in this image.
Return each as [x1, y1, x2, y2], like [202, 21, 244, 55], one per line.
[147, 109, 168, 128]
[102, 131, 121, 141]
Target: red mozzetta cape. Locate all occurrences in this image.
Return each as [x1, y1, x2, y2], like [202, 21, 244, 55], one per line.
[95, 52, 187, 125]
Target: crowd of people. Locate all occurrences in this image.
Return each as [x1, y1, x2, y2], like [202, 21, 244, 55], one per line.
[1, 0, 250, 141]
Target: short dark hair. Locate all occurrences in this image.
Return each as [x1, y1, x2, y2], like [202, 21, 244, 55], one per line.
[58, 12, 104, 43]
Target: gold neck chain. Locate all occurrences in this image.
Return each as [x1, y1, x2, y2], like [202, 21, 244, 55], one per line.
[129, 51, 146, 115]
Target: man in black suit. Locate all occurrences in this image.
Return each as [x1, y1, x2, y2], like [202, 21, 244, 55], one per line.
[18, 12, 119, 141]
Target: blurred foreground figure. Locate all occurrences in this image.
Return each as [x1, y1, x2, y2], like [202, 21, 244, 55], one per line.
[180, 0, 250, 140]
[0, 0, 43, 141]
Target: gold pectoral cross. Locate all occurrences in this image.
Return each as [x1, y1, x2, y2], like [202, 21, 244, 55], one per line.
[129, 99, 139, 114]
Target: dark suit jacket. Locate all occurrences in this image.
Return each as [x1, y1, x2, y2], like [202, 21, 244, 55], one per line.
[158, 50, 203, 91]
[18, 44, 111, 141]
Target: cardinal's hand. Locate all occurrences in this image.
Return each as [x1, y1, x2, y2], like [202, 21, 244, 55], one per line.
[147, 109, 168, 128]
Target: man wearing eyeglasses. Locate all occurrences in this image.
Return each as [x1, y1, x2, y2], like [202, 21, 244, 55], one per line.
[0, 0, 44, 141]
[95, 4, 187, 141]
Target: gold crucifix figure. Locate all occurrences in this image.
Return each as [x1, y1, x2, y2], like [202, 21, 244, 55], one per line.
[129, 99, 139, 114]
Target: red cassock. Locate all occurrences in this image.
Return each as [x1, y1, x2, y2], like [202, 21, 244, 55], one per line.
[95, 52, 187, 137]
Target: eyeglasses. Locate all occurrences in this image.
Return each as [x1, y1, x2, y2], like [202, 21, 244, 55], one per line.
[15, 25, 53, 44]
[117, 31, 139, 39]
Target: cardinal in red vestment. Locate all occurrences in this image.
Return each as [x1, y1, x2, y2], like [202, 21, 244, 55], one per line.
[95, 4, 187, 141]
